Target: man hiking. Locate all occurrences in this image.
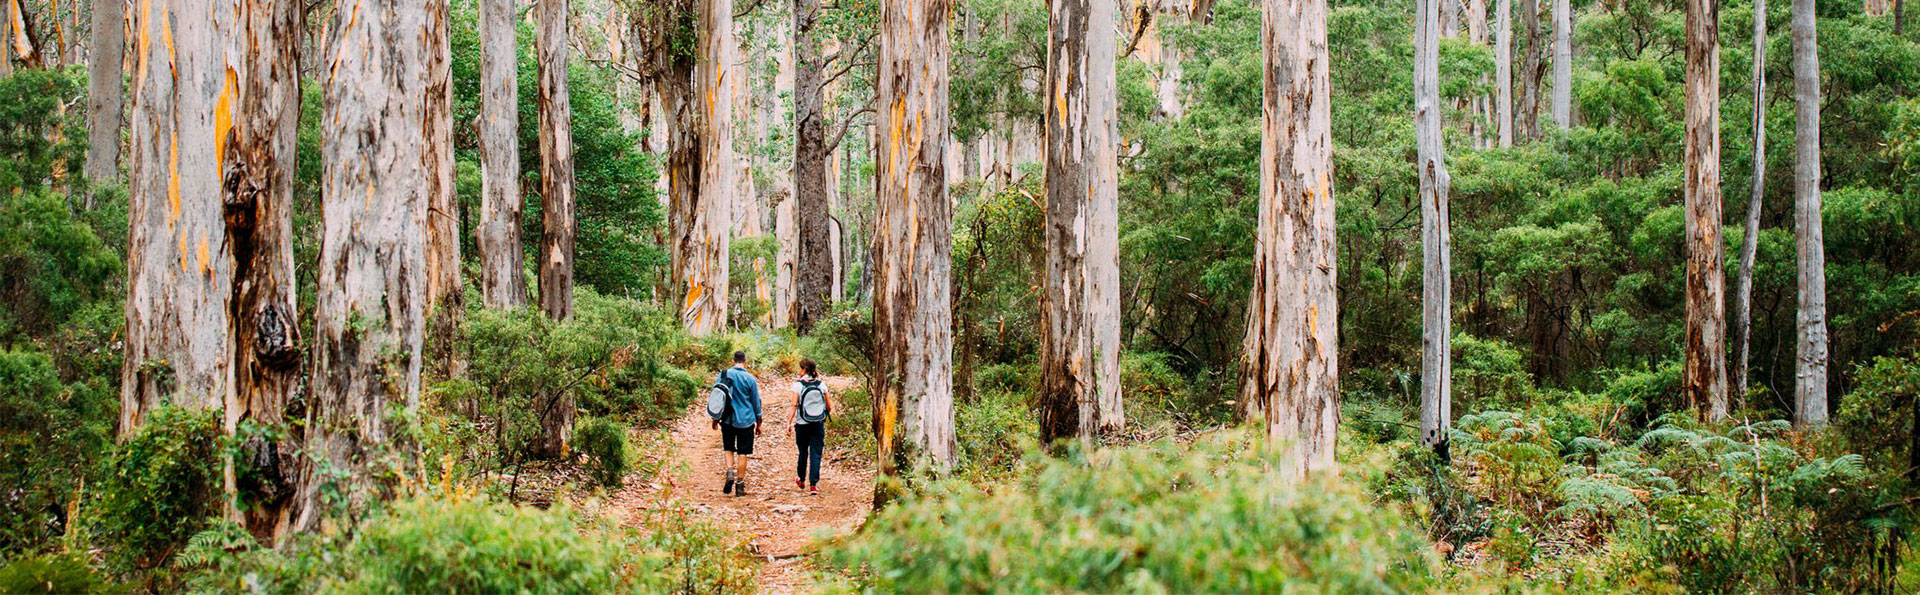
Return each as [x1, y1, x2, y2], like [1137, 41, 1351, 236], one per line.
[712, 350, 763, 496]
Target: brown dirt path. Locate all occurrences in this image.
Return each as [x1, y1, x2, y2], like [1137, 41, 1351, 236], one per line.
[606, 373, 871, 594]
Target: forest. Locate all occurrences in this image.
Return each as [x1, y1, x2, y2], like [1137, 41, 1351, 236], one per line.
[0, 0, 1917, 590]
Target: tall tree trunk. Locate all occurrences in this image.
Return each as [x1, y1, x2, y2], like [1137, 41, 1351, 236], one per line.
[873, 0, 955, 506]
[296, 0, 437, 532]
[82, 0, 124, 186]
[1517, 0, 1543, 140]
[534, 0, 574, 457]
[673, 0, 731, 335]
[426, 0, 462, 381]
[121, 0, 232, 435]
[793, 0, 832, 333]
[1154, 0, 1186, 120]
[1039, 0, 1123, 448]
[537, 0, 575, 322]
[1732, 0, 1765, 407]
[1791, 0, 1828, 427]
[1550, 0, 1570, 128]
[478, 0, 527, 308]
[1682, 0, 1728, 422]
[1496, 0, 1512, 146]
[1244, 0, 1338, 479]
[2, 0, 15, 76]
[1417, 0, 1453, 460]
[225, 0, 302, 543]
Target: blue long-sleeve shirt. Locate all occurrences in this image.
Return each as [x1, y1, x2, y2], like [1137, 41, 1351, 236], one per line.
[717, 366, 762, 429]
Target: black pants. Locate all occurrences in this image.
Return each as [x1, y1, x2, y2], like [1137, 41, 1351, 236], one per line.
[794, 423, 824, 487]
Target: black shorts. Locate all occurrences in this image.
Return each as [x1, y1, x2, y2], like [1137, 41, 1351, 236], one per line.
[721, 424, 756, 455]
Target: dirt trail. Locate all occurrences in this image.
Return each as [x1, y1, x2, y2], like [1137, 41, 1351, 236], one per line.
[607, 374, 871, 594]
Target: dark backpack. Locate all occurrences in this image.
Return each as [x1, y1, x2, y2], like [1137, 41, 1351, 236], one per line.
[706, 374, 736, 422]
[797, 379, 830, 424]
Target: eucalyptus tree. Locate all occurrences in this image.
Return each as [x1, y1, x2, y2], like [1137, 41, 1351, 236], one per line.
[1682, 0, 1728, 421]
[1415, 0, 1452, 459]
[1792, 0, 1829, 427]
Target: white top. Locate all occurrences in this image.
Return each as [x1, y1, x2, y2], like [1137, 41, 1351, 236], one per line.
[792, 376, 829, 425]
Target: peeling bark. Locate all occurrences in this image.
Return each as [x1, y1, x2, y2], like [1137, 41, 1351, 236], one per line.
[873, 0, 955, 506]
[1517, 0, 1542, 140]
[1039, 0, 1123, 448]
[1243, 0, 1338, 479]
[223, 0, 303, 543]
[671, 0, 732, 335]
[296, 0, 437, 532]
[426, 0, 462, 381]
[1791, 0, 1828, 427]
[1682, 0, 1728, 422]
[537, 0, 575, 322]
[1417, 0, 1453, 458]
[478, 0, 527, 308]
[793, 0, 833, 333]
[122, 0, 233, 435]
[83, 0, 124, 185]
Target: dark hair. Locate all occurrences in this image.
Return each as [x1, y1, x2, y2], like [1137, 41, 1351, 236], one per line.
[799, 358, 817, 377]
[733, 350, 747, 364]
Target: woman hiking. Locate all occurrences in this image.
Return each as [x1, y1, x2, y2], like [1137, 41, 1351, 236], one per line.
[789, 359, 839, 495]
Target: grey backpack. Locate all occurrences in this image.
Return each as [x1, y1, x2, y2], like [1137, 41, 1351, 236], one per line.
[706, 376, 735, 422]
[797, 379, 830, 423]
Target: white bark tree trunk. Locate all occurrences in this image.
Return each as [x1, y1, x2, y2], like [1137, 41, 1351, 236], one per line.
[478, 0, 527, 308]
[1244, 0, 1338, 479]
[873, 0, 955, 505]
[677, 0, 732, 335]
[537, 0, 575, 322]
[122, 0, 233, 435]
[224, 0, 303, 542]
[1416, 0, 1453, 457]
[297, 0, 437, 531]
[1792, 0, 1829, 427]
[1731, 0, 1765, 405]
[1682, 0, 1728, 422]
[1040, 0, 1123, 447]
[426, 0, 462, 380]
[82, 0, 124, 185]
[1550, 0, 1570, 128]
[1496, 0, 1512, 147]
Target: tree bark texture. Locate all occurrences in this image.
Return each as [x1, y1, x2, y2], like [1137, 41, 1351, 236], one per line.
[1792, 0, 1828, 427]
[1243, 0, 1338, 479]
[297, 0, 437, 532]
[122, 0, 233, 435]
[1517, 0, 1543, 140]
[426, 0, 462, 382]
[537, 0, 575, 322]
[1682, 0, 1728, 422]
[1550, 0, 1570, 128]
[674, 0, 731, 335]
[1731, 0, 1765, 406]
[1416, 0, 1453, 456]
[1039, 0, 1123, 448]
[1496, 0, 1512, 146]
[224, 0, 303, 542]
[793, 0, 833, 334]
[478, 0, 527, 308]
[873, 0, 956, 505]
[83, 0, 124, 184]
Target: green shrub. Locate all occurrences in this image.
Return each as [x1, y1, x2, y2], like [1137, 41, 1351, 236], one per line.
[1836, 351, 1920, 474]
[1452, 333, 1533, 411]
[954, 389, 1037, 481]
[92, 406, 222, 571]
[0, 553, 119, 594]
[572, 417, 632, 488]
[0, 349, 114, 554]
[827, 431, 1436, 592]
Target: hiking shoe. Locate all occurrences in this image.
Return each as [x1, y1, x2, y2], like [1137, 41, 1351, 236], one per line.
[796, 477, 805, 489]
[809, 486, 819, 496]
[733, 480, 747, 497]
[723, 469, 736, 494]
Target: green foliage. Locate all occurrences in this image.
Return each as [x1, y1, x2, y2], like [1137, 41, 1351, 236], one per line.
[0, 165, 120, 346]
[179, 493, 755, 593]
[728, 235, 780, 329]
[0, 553, 119, 594]
[92, 406, 222, 571]
[1835, 351, 1920, 475]
[572, 416, 633, 488]
[0, 349, 115, 554]
[828, 432, 1436, 592]
[433, 289, 686, 471]
[0, 68, 85, 192]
